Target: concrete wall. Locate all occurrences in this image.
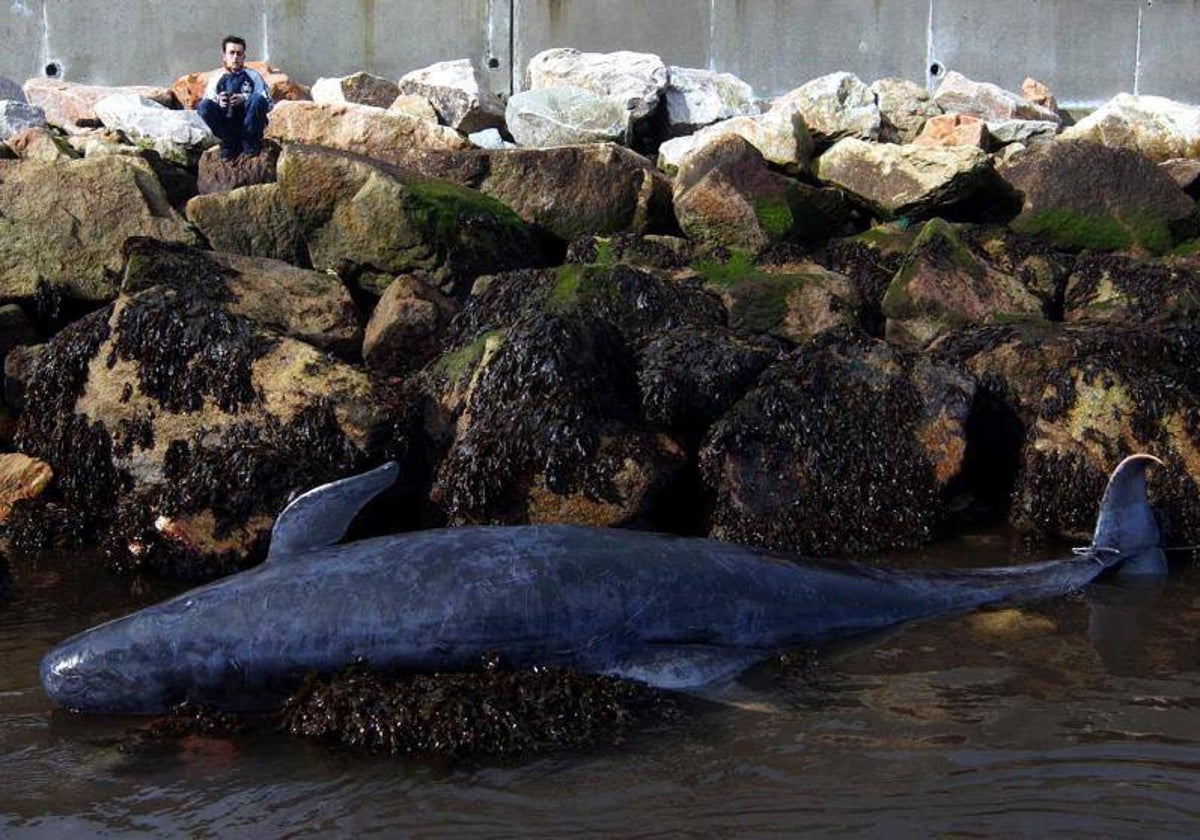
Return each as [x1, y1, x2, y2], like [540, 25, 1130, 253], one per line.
[0, 1, 1193, 108]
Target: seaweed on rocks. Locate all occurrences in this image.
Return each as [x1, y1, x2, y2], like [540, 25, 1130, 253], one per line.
[282, 659, 673, 758]
[3, 498, 92, 556]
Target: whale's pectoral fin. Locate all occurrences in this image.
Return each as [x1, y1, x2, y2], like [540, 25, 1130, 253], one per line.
[268, 462, 400, 561]
[604, 645, 765, 691]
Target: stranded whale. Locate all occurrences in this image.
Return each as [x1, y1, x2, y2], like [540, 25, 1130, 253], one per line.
[42, 454, 1166, 714]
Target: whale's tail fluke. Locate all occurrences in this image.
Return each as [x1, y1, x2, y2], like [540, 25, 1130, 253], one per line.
[1090, 453, 1166, 576]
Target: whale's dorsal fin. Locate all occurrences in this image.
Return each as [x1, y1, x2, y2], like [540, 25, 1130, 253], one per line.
[267, 462, 399, 561]
[1091, 453, 1166, 576]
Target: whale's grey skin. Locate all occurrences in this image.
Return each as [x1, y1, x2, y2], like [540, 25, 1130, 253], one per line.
[41, 454, 1165, 714]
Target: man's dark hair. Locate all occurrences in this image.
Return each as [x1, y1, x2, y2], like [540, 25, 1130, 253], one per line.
[222, 35, 247, 51]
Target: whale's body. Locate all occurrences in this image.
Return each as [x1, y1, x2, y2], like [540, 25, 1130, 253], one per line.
[42, 455, 1166, 714]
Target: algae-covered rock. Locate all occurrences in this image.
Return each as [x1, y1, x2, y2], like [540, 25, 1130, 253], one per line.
[883, 218, 1046, 349]
[276, 144, 544, 298]
[12, 269, 397, 576]
[700, 332, 975, 556]
[0, 156, 198, 302]
[816, 138, 999, 220]
[1065, 252, 1200, 324]
[565, 233, 692, 271]
[186, 183, 308, 267]
[674, 134, 855, 254]
[695, 252, 863, 343]
[1001, 141, 1198, 254]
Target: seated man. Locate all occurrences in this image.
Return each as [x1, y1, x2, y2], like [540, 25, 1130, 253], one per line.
[197, 35, 271, 161]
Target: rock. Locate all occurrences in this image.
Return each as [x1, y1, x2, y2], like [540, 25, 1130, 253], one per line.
[0, 75, 26, 103]
[1160, 157, 1200, 199]
[637, 325, 776, 439]
[398, 58, 505, 134]
[7, 126, 79, 162]
[674, 134, 854, 254]
[275, 144, 543, 298]
[186, 183, 309, 267]
[1060, 93, 1200, 164]
[428, 263, 718, 527]
[883, 219, 1045, 348]
[935, 322, 1200, 543]
[363, 274, 458, 374]
[468, 128, 513, 150]
[0, 453, 53, 524]
[696, 253, 863, 343]
[23, 79, 175, 130]
[526, 48, 668, 123]
[700, 332, 975, 556]
[312, 71, 401, 109]
[0, 156, 198, 302]
[871, 77, 941, 144]
[1001, 141, 1198, 253]
[0, 304, 37, 364]
[663, 66, 757, 135]
[771, 72, 882, 145]
[0, 100, 46, 141]
[195, 141, 280, 194]
[263, 100, 470, 164]
[816, 137, 997, 219]
[932, 71, 1060, 125]
[986, 119, 1058, 147]
[505, 86, 628, 148]
[172, 62, 305, 110]
[119, 238, 361, 357]
[388, 94, 438, 122]
[1064, 252, 1200, 324]
[94, 94, 215, 165]
[913, 113, 990, 149]
[1022, 78, 1058, 113]
[565, 233, 692, 270]
[657, 106, 813, 175]
[3, 343, 47, 411]
[13, 278, 399, 575]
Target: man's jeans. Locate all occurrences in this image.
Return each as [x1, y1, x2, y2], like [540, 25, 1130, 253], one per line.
[197, 94, 270, 158]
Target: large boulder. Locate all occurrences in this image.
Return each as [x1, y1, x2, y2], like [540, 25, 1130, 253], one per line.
[118, 238, 361, 357]
[13, 271, 398, 575]
[657, 106, 813, 175]
[311, 72, 400, 109]
[363, 274, 458, 374]
[913, 113, 990, 149]
[0, 101, 47, 142]
[932, 71, 1060, 125]
[700, 332, 975, 556]
[1001, 140, 1198, 253]
[505, 86, 628, 148]
[1059, 93, 1200, 163]
[6, 126, 78, 163]
[1064, 252, 1200, 324]
[663, 66, 757, 135]
[771, 72, 882, 146]
[398, 58, 505, 134]
[674, 134, 854, 254]
[94, 94, 214, 165]
[195, 141, 280, 194]
[275, 144, 543, 298]
[23, 79, 175, 130]
[186, 183, 308, 267]
[934, 323, 1200, 544]
[871, 77, 941, 144]
[0, 76, 25, 103]
[816, 137, 998, 219]
[0, 156, 198, 302]
[413, 143, 673, 241]
[882, 219, 1046, 348]
[525, 48, 668, 124]
[263, 100, 470, 165]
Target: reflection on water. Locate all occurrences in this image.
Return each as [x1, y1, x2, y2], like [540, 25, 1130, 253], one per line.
[1, 537, 1198, 837]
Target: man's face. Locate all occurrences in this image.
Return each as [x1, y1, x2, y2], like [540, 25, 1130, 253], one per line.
[222, 42, 245, 72]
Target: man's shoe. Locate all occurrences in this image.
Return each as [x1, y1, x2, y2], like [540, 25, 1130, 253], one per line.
[220, 145, 239, 162]
[242, 143, 261, 158]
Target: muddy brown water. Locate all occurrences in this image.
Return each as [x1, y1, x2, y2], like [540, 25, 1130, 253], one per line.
[2, 531, 1199, 837]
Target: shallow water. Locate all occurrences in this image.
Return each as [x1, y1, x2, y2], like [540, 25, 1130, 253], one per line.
[2, 533, 1199, 838]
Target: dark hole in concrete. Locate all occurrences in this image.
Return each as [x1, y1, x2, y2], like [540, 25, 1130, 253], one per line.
[487, 57, 500, 69]
[929, 62, 944, 77]
[45, 62, 61, 78]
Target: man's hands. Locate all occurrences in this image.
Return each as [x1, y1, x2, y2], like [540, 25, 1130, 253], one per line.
[216, 92, 247, 109]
